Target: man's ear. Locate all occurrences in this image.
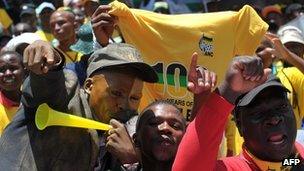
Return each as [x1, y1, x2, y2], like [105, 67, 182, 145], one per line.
[84, 78, 93, 94]
[132, 133, 143, 163]
[132, 133, 140, 147]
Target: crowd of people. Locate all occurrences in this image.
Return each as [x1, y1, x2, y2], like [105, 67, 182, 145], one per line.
[0, 0, 303, 170]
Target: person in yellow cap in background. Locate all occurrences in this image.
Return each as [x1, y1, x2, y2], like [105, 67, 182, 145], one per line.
[50, 8, 82, 63]
[35, 2, 56, 42]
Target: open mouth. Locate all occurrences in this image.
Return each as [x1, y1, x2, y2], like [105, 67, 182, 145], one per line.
[159, 135, 175, 146]
[3, 77, 15, 84]
[267, 134, 287, 145]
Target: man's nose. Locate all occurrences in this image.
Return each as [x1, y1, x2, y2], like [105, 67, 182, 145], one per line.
[266, 114, 283, 126]
[4, 69, 13, 76]
[117, 97, 130, 111]
[158, 121, 172, 134]
[55, 24, 60, 31]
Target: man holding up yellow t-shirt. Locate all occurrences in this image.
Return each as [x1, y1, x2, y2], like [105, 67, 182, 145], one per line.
[92, 1, 268, 120]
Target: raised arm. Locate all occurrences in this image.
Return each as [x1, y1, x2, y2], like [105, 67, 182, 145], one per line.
[188, 52, 217, 120]
[265, 33, 304, 73]
[173, 54, 271, 171]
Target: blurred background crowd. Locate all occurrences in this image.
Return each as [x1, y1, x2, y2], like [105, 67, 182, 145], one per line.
[1, 0, 304, 35]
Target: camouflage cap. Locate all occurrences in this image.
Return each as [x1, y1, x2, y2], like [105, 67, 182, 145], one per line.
[87, 43, 158, 83]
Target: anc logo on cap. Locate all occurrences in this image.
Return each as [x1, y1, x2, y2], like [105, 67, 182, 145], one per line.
[199, 34, 213, 57]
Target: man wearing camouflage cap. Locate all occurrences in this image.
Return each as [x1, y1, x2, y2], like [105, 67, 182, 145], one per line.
[0, 40, 158, 170]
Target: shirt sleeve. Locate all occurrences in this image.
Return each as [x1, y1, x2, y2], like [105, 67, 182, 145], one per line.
[283, 68, 304, 120]
[172, 93, 234, 171]
[21, 49, 78, 111]
[233, 5, 268, 56]
[225, 114, 237, 154]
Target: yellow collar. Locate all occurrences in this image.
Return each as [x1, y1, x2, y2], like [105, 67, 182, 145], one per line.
[244, 148, 296, 171]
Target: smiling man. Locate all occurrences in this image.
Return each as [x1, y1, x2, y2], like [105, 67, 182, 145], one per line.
[0, 51, 25, 135]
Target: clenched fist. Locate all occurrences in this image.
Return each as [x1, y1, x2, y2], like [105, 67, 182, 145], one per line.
[219, 56, 271, 104]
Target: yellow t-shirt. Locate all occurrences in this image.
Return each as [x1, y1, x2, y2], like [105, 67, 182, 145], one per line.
[84, 17, 90, 24]
[0, 104, 18, 135]
[225, 114, 243, 156]
[0, 92, 19, 136]
[277, 67, 304, 128]
[109, 1, 268, 119]
[0, 8, 12, 29]
[65, 51, 82, 63]
[244, 147, 295, 171]
[35, 30, 55, 42]
[56, 48, 83, 64]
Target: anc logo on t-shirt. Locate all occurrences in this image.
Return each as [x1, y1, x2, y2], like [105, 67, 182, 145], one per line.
[199, 34, 213, 57]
